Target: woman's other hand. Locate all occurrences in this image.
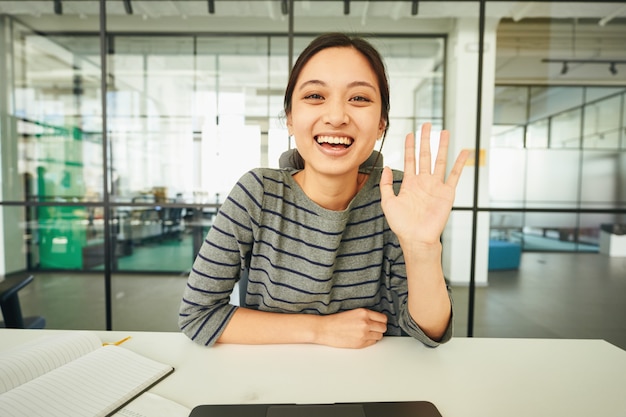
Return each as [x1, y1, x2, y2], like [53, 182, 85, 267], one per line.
[314, 308, 388, 349]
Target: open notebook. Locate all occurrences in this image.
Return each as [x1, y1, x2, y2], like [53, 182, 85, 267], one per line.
[0, 331, 174, 417]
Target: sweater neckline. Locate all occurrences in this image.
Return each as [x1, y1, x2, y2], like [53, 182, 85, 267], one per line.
[282, 167, 381, 220]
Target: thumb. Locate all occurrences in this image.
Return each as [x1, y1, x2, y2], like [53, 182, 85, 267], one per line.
[379, 166, 395, 203]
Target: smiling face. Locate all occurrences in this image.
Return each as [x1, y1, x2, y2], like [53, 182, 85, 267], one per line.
[286, 46, 386, 179]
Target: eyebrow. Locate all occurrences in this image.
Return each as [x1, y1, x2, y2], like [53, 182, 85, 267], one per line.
[298, 79, 378, 91]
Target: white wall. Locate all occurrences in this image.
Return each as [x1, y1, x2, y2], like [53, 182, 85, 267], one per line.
[0, 115, 27, 276]
[0, 17, 27, 275]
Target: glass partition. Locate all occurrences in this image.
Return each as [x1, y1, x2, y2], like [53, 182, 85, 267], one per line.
[583, 94, 622, 149]
[101, 1, 291, 329]
[483, 1, 626, 349]
[526, 119, 549, 148]
[1, 1, 624, 348]
[550, 108, 581, 149]
[21, 201, 107, 329]
[0, 5, 105, 329]
[14, 31, 104, 203]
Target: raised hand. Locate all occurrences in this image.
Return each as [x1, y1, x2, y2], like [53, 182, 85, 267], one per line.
[379, 123, 469, 247]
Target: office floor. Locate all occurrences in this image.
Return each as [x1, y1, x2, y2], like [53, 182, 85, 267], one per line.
[10, 247, 626, 351]
[453, 252, 626, 350]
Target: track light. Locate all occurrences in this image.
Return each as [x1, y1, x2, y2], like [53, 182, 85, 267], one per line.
[411, 1, 419, 16]
[53, 0, 62, 15]
[344, 0, 350, 15]
[281, 0, 288, 15]
[208, 0, 215, 14]
[123, 0, 133, 15]
[542, 58, 626, 76]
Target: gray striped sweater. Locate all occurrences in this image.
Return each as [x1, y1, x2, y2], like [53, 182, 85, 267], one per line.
[178, 167, 453, 347]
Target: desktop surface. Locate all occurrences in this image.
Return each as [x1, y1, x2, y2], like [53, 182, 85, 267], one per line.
[2, 330, 626, 417]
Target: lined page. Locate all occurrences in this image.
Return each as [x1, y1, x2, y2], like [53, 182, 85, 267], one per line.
[114, 392, 191, 417]
[0, 344, 174, 417]
[0, 332, 101, 394]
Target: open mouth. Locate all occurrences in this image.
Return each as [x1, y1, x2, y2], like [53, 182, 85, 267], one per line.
[315, 135, 354, 149]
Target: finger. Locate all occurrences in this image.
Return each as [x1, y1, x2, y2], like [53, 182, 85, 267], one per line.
[404, 132, 416, 175]
[370, 321, 388, 335]
[368, 330, 385, 342]
[432, 130, 449, 179]
[379, 166, 395, 203]
[418, 123, 432, 175]
[367, 310, 388, 324]
[445, 149, 470, 189]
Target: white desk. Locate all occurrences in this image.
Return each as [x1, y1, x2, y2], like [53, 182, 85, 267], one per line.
[2, 329, 626, 417]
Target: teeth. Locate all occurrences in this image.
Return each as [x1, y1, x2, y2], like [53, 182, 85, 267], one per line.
[316, 136, 353, 146]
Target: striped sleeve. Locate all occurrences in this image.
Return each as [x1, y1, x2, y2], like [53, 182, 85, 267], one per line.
[178, 170, 261, 346]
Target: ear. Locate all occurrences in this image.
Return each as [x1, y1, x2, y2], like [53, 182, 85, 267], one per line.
[286, 113, 293, 133]
[378, 119, 386, 138]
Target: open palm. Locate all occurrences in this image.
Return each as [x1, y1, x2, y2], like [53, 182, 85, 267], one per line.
[380, 123, 469, 246]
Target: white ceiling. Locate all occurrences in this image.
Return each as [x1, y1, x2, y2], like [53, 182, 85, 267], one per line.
[1, 1, 625, 23]
[3, 1, 625, 119]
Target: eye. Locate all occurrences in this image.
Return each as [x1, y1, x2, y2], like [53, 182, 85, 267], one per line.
[350, 95, 372, 103]
[303, 93, 324, 100]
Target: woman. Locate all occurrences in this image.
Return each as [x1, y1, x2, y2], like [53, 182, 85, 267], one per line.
[179, 33, 468, 349]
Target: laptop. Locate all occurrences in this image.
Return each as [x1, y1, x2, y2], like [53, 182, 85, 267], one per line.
[189, 401, 443, 417]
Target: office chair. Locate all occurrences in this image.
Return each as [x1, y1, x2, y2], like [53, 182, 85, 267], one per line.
[0, 275, 46, 329]
[162, 206, 184, 240]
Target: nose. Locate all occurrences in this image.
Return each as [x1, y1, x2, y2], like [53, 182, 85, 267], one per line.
[322, 98, 349, 126]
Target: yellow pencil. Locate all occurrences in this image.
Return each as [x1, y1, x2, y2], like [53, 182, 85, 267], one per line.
[103, 336, 132, 346]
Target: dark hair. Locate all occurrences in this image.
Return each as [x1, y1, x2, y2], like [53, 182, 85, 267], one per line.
[283, 33, 390, 139]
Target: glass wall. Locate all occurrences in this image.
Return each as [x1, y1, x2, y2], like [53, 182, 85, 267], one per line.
[474, 2, 626, 346]
[1, 1, 467, 331]
[1, 1, 624, 347]
[1, 4, 107, 329]
[491, 86, 625, 249]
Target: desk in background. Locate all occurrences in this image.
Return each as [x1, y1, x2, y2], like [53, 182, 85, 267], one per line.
[1, 329, 625, 417]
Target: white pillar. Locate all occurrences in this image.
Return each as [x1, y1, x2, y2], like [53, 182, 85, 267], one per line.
[442, 17, 499, 286]
[0, 16, 27, 275]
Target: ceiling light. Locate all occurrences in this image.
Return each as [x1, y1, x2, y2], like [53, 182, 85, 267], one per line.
[542, 59, 626, 76]
[411, 1, 419, 16]
[598, 4, 626, 26]
[54, 0, 62, 15]
[123, 0, 133, 15]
